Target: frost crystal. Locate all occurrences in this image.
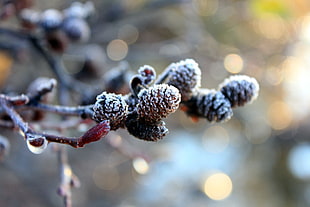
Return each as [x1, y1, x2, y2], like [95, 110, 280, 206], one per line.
[137, 84, 181, 123]
[196, 89, 233, 122]
[93, 92, 128, 130]
[219, 75, 259, 108]
[167, 59, 201, 101]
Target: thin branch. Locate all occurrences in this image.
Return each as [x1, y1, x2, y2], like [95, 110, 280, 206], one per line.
[0, 95, 30, 133]
[25, 102, 94, 118]
[57, 146, 80, 207]
[0, 94, 110, 148]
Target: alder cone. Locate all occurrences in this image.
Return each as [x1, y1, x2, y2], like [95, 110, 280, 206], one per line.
[166, 59, 201, 101]
[93, 92, 128, 130]
[125, 112, 168, 142]
[219, 75, 259, 108]
[196, 89, 233, 122]
[137, 84, 181, 123]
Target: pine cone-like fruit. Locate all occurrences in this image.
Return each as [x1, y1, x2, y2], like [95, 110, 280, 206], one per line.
[93, 92, 128, 130]
[219, 75, 259, 108]
[137, 84, 181, 123]
[40, 9, 63, 31]
[194, 89, 233, 122]
[166, 59, 201, 101]
[125, 112, 168, 141]
[62, 17, 90, 42]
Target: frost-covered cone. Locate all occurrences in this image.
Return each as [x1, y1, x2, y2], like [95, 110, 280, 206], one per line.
[195, 89, 233, 122]
[62, 17, 90, 42]
[219, 75, 259, 108]
[166, 59, 201, 101]
[125, 112, 168, 142]
[93, 92, 128, 130]
[137, 84, 181, 123]
[40, 9, 63, 30]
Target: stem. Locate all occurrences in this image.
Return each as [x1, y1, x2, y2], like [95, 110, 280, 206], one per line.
[25, 102, 94, 118]
[154, 66, 171, 84]
[57, 146, 76, 207]
[0, 95, 30, 133]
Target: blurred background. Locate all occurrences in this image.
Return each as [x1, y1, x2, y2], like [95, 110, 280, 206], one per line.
[1, 0, 310, 206]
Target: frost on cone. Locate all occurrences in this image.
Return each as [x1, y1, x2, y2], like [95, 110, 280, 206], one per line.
[137, 84, 181, 123]
[93, 92, 128, 130]
[125, 112, 168, 142]
[196, 89, 233, 122]
[219, 75, 259, 108]
[166, 59, 201, 101]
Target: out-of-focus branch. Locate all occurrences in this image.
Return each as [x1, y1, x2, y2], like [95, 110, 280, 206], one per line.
[57, 145, 80, 207]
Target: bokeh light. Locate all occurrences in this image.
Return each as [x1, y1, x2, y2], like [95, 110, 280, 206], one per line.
[300, 15, 310, 42]
[132, 157, 149, 175]
[0, 52, 12, 86]
[118, 24, 139, 45]
[224, 54, 243, 74]
[253, 14, 288, 41]
[267, 101, 292, 130]
[288, 144, 310, 180]
[203, 172, 233, 200]
[107, 39, 128, 61]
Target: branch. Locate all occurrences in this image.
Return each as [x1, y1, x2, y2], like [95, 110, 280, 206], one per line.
[57, 146, 80, 207]
[0, 94, 110, 149]
[25, 102, 94, 119]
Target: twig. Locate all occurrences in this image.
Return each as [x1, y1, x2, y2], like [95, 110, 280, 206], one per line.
[57, 146, 80, 207]
[0, 94, 110, 148]
[0, 95, 30, 133]
[25, 102, 94, 119]
[42, 121, 110, 148]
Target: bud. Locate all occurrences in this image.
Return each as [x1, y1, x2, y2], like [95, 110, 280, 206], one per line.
[26, 134, 48, 154]
[166, 59, 201, 101]
[138, 65, 156, 86]
[137, 84, 181, 123]
[219, 75, 259, 108]
[93, 92, 128, 130]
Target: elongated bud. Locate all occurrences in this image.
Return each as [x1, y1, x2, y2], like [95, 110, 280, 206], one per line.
[78, 120, 110, 147]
